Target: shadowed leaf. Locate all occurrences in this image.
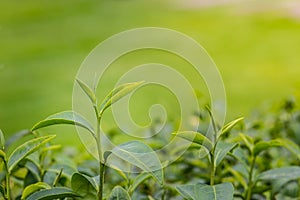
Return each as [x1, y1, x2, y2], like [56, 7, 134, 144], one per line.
[109, 186, 131, 200]
[111, 141, 163, 185]
[26, 187, 80, 200]
[71, 172, 97, 199]
[176, 182, 234, 200]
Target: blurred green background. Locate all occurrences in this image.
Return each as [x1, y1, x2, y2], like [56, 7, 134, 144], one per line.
[1, 0, 299, 145]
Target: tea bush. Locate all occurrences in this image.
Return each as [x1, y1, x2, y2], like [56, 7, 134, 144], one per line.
[0, 81, 299, 200]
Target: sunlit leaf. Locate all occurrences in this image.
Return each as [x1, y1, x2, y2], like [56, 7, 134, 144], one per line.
[71, 172, 97, 199]
[176, 182, 234, 200]
[172, 131, 213, 151]
[31, 111, 95, 137]
[109, 186, 131, 200]
[111, 141, 164, 185]
[21, 182, 51, 200]
[26, 187, 80, 200]
[99, 81, 144, 114]
[76, 78, 97, 104]
[8, 135, 55, 173]
[238, 133, 253, 153]
[220, 117, 243, 137]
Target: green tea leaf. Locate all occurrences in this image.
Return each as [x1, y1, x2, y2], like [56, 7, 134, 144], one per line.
[71, 172, 97, 199]
[221, 117, 243, 134]
[5, 129, 31, 149]
[220, 117, 243, 137]
[214, 141, 239, 166]
[129, 173, 151, 194]
[99, 81, 144, 114]
[26, 187, 80, 200]
[253, 140, 282, 157]
[176, 182, 234, 200]
[25, 159, 41, 182]
[8, 135, 55, 173]
[0, 149, 6, 161]
[76, 79, 97, 104]
[111, 141, 164, 185]
[108, 186, 131, 200]
[21, 182, 51, 200]
[172, 131, 213, 151]
[276, 138, 300, 160]
[238, 133, 253, 152]
[31, 111, 95, 137]
[0, 129, 5, 150]
[257, 166, 300, 181]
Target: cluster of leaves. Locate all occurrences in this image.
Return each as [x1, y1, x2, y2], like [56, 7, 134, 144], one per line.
[0, 80, 300, 200]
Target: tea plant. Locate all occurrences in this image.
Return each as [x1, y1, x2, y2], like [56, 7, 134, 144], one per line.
[172, 107, 243, 199]
[1, 81, 300, 200]
[30, 79, 164, 200]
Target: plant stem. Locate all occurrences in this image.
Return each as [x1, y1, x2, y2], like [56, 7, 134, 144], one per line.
[161, 185, 166, 200]
[95, 106, 104, 200]
[210, 152, 216, 185]
[246, 156, 256, 200]
[4, 159, 11, 200]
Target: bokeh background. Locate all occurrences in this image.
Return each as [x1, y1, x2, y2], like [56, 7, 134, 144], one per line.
[1, 0, 300, 145]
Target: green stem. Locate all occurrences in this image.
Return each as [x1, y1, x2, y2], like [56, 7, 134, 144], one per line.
[210, 152, 216, 186]
[161, 185, 166, 200]
[246, 156, 256, 200]
[4, 159, 11, 200]
[95, 106, 104, 200]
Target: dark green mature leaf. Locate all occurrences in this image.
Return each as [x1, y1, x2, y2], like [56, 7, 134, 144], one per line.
[99, 81, 144, 114]
[8, 135, 55, 173]
[253, 140, 281, 157]
[71, 172, 97, 200]
[176, 182, 234, 200]
[108, 186, 131, 200]
[25, 159, 41, 182]
[172, 131, 213, 151]
[26, 187, 80, 200]
[31, 111, 95, 137]
[257, 166, 300, 181]
[111, 141, 164, 185]
[129, 173, 151, 194]
[76, 79, 97, 104]
[0, 129, 5, 150]
[220, 117, 243, 138]
[214, 141, 239, 166]
[21, 182, 51, 200]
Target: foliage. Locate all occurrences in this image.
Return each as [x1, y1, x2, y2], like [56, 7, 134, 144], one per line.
[1, 81, 300, 200]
